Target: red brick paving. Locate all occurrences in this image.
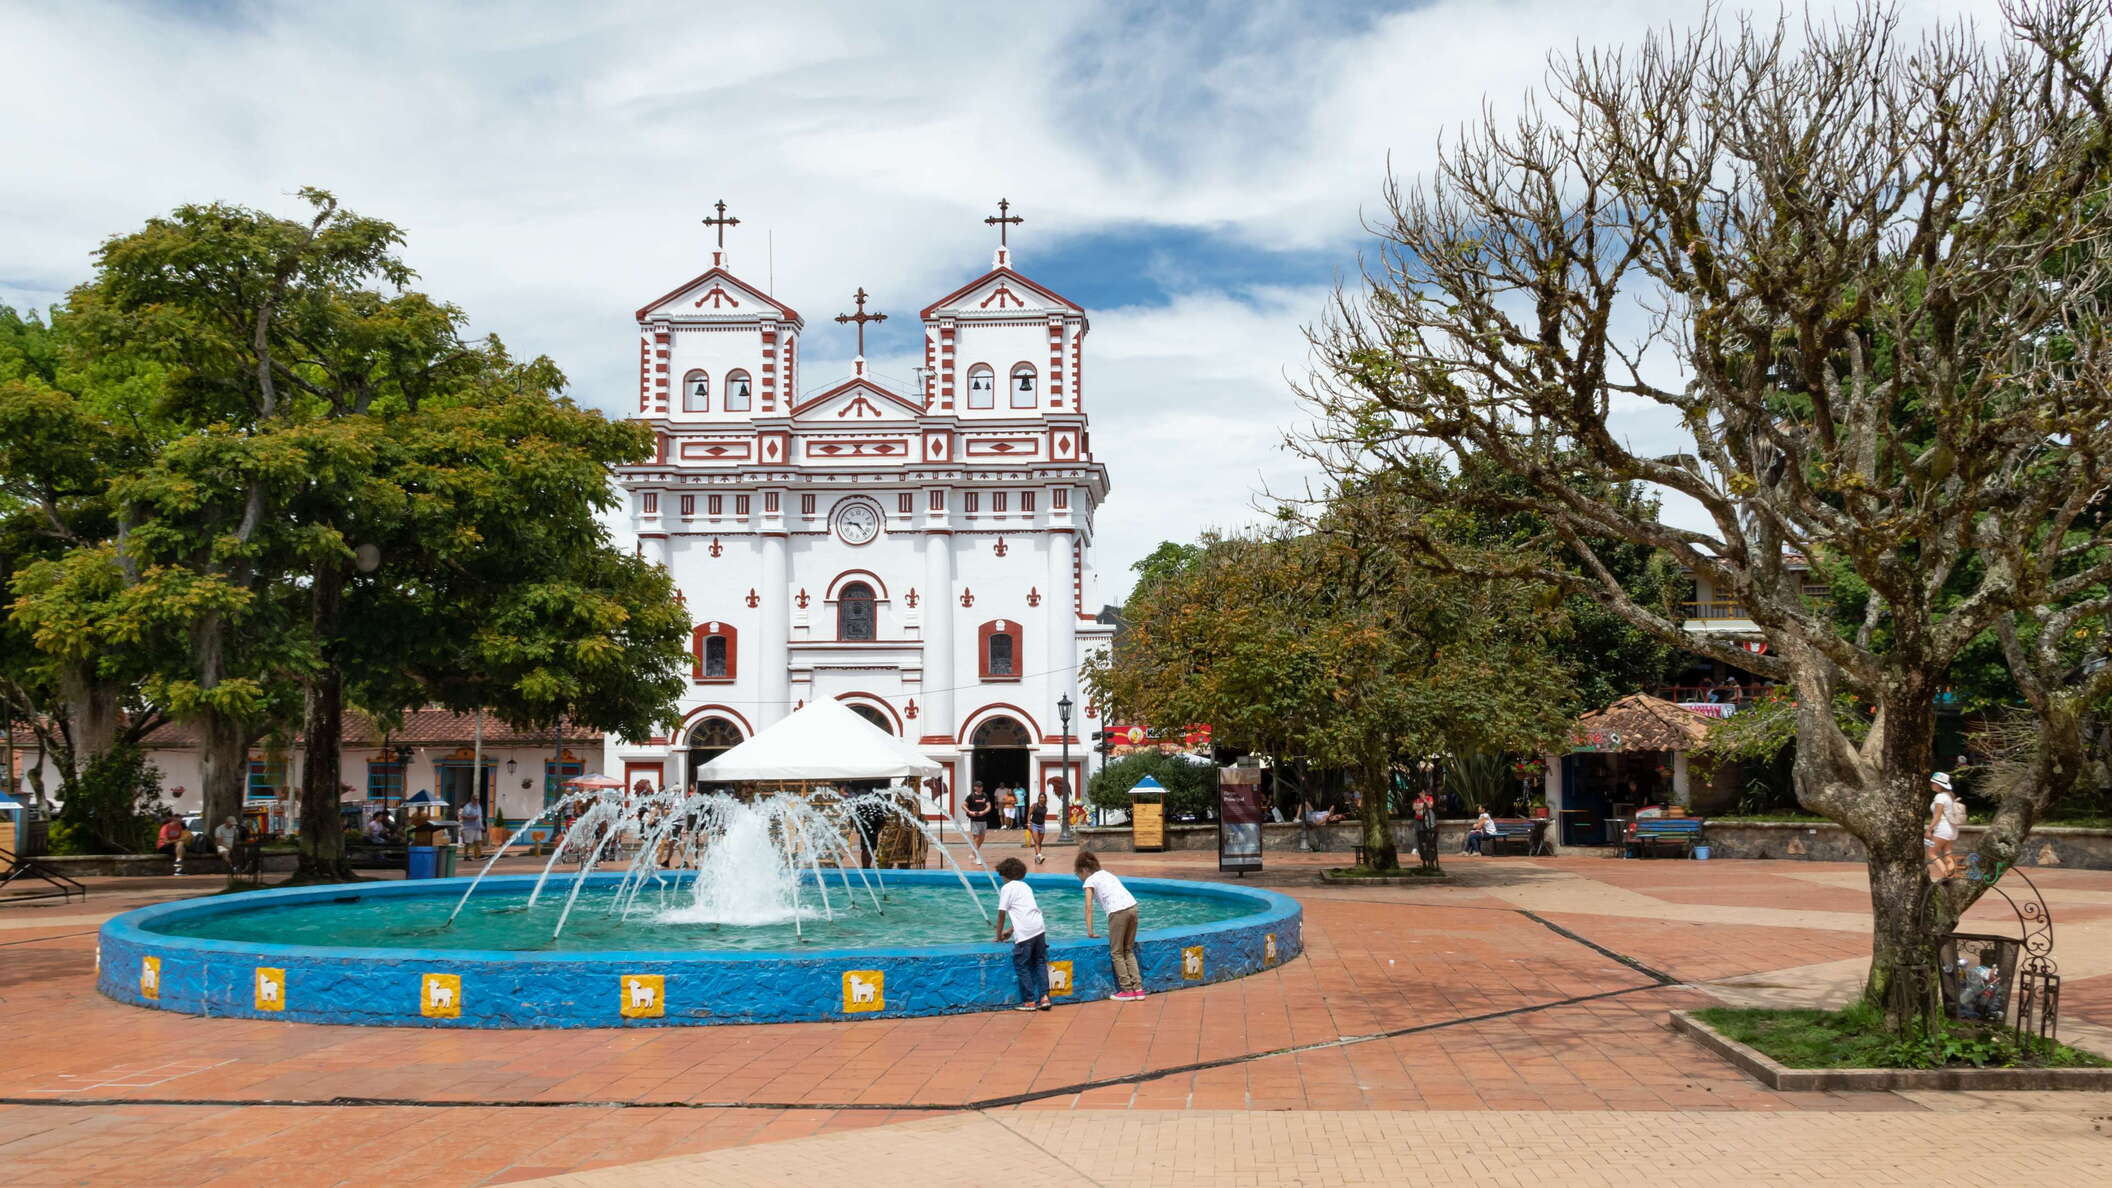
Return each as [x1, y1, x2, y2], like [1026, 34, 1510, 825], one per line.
[7, 849, 2112, 1185]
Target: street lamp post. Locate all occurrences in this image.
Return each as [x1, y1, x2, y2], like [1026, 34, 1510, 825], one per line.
[1057, 694, 1075, 843]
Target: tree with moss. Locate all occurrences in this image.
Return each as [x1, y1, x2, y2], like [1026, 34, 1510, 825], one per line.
[1296, 2, 2112, 1018]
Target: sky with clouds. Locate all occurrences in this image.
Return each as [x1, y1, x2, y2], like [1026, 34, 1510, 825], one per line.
[1, 0, 2007, 602]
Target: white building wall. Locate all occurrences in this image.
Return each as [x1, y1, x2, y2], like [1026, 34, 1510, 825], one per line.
[608, 247, 1111, 817]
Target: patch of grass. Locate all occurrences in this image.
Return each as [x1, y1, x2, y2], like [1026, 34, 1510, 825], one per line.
[1694, 1005, 2110, 1069]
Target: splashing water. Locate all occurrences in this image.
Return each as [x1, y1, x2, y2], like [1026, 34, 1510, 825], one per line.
[449, 784, 990, 940]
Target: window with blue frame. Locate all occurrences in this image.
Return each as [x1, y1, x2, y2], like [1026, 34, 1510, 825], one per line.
[543, 758, 584, 806]
[246, 760, 286, 802]
[366, 760, 405, 806]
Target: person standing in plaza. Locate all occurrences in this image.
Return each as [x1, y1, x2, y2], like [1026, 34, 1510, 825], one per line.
[1028, 789, 1049, 865]
[995, 857, 1051, 1011]
[1075, 850, 1144, 1000]
[1927, 771, 1962, 881]
[963, 781, 993, 863]
[459, 797, 485, 861]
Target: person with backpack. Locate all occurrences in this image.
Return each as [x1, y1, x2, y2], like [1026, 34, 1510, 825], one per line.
[1927, 771, 1965, 881]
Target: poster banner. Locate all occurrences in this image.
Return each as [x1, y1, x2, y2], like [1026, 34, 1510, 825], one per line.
[1218, 765, 1264, 874]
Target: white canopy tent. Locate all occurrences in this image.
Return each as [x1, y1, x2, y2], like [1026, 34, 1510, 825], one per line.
[694, 697, 943, 784]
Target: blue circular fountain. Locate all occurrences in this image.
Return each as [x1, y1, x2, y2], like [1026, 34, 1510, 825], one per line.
[97, 869, 1300, 1027]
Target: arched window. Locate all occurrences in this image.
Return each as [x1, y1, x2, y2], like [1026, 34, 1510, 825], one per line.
[1010, 363, 1037, 408]
[978, 619, 1022, 680]
[688, 716, 743, 765]
[838, 582, 877, 641]
[724, 369, 753, 411]
[847, 704, 892, 733]
[966, 363, 996, 409]
[683, 370, 710, 412]
[971, 716, 1032, 748]
[692, 621, 738, 682]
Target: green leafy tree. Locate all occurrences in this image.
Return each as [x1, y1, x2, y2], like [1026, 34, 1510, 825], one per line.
[7, 193, 690, 875]
[1089, 483, 1571, 869]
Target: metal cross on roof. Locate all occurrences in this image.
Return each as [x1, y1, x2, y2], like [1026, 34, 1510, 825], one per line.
[834, 287, 888, 356]
[701, 199, 740, 249]
[984, 197, 1023, 248]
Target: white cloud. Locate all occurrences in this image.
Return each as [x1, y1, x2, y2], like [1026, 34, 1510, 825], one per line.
[1, 0, 2011, 599]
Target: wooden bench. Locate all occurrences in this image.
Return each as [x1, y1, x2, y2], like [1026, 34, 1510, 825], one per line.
[1484, 819, 1549, 856]
[345, 843, 409, 869]
[1627, 817, 1706, 858]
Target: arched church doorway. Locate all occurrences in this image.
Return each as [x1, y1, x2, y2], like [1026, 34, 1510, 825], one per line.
[846, 704, 892, 733]
[971, 715, 1032, 822]
[686, 717, 743, 790]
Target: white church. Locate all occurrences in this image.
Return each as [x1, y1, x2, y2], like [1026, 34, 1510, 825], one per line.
[602, 202, 1114, 816]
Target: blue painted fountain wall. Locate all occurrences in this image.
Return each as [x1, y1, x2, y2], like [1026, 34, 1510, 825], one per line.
[96, 872, 1303, 1028]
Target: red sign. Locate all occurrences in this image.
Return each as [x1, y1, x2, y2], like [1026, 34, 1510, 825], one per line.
[1739, 640, 1770, 655]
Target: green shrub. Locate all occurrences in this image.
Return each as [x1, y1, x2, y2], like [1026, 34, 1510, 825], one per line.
[54, 745, 167, 853]
[1086, 753, 1216, 818]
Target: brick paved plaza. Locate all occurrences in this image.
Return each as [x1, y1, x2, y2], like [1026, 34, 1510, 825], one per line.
[6, 848, 2112, 1185]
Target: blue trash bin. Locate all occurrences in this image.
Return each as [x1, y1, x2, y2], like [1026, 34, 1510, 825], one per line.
[407, 845, 438, 880]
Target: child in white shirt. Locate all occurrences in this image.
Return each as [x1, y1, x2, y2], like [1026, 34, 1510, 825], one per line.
[1076, 849, 1145, 999]
[995, 857, 1050, 1011]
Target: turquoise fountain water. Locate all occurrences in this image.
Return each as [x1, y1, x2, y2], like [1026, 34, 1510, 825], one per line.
[99, 783, 1304, 1026]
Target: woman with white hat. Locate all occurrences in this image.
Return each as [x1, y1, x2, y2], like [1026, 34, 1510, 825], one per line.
[1926, 772, 1962, 881]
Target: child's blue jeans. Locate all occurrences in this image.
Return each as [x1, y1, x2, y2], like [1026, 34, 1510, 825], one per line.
[1012, 932, 1049, 1002]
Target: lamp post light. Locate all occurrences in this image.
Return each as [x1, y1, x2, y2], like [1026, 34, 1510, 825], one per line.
[1057, 694, 1075, 844]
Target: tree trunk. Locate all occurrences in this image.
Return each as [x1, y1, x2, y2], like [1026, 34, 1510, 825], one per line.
[58, 660, 119, 786]
[198, 710, 249, 836]
[1359, 759, 1398, 870]
[295, 565, 353, 882]
[1812, 678, 1943, 1027]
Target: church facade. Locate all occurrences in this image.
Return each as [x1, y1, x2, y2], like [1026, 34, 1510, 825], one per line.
[602, 208, 1113, 816]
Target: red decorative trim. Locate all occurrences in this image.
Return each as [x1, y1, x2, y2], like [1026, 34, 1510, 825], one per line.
[959, 702, 1043, 743]
[634, 266, 803, 325]
[834, 692, 903, 734]
[918, 734, 958, 746]
[677, 703, 755, 737]
[796, 588, 811, 610]
[919, 266, 1083, 319]
[745, 588, 760, 608]
[905, 699, 919, 720]
[1026, 587, 1041, 607]
[824, 570, 890, 602]
[977, 619, 1023, 682]
[789, 377, 924, 419]
[691, 621, 738, 683]
[905, 588, 920, 609]
[623, 761, 666, 794]
[993, 537, 1008, 557]
[959, 587, 975, 608]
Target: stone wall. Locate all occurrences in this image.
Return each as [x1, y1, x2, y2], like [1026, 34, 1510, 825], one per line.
[1700, 821, 2112, 870]
[36, 852, 301, 877]
[1077, 820, 1489, 855]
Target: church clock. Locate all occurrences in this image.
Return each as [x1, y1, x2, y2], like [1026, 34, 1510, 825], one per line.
[832, 499, 882, 545]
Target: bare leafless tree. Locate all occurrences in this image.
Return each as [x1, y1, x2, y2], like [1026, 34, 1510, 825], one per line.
[1295, 0, 2112, 1020]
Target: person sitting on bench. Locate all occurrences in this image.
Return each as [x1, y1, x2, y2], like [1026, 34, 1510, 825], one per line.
[155, 814, 195, 875]
[212, 815, 241, 865]
[1464, 809, 1497, 855]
